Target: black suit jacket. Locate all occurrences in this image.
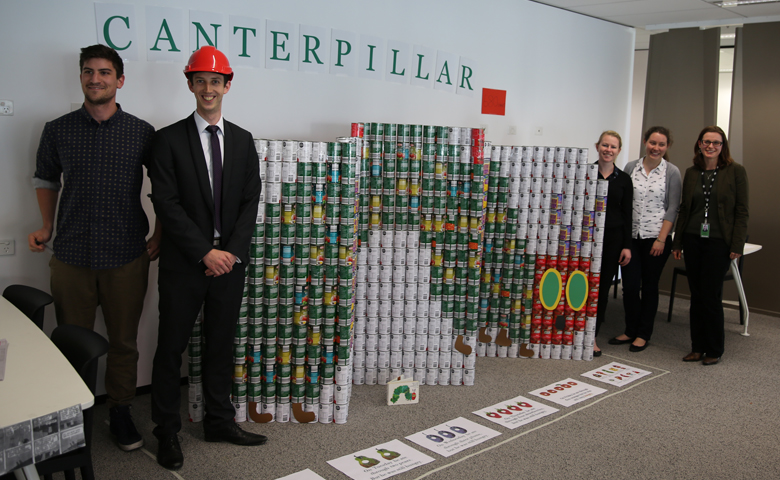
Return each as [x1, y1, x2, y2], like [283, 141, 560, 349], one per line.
[149, 114, 261, 273]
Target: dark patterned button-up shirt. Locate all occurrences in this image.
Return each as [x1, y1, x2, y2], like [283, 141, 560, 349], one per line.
[34, 105, 155, 269]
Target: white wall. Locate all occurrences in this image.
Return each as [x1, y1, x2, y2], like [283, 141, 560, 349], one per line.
[629, 49, 649, 163]
[0, 0, 635, 393]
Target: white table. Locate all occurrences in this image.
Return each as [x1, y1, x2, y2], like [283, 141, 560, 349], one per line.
[729, 242, 763, 337]
[0, 297, 94, 479]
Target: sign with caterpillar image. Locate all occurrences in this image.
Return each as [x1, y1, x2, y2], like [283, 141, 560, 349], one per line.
[327, 439, 434, 480]
[386, 377, 419, 406]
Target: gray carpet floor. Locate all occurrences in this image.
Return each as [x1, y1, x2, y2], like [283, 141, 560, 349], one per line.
[79, 293, 779, 480]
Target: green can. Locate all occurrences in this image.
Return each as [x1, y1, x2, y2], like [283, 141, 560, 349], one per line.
[266, 202, 281, 220]
[382, 212, 395, 226]
[327, 182, 341, 200]
[308, 304, 323, 323]
[408, 213, 420, 228]
[265, 223, 280, 240]
[295, 223, 311, 241]
[341, 162, 356, 180]
[325, 203, 339, 223]
[278, 323, 293, 341]
[341, 186, 355, 200]
[383, 123, 398, 140]
[327, 142, 341, 158]
[264, 247, 281, 268]
[311, 224, 326, 244]
[282, 182, 297, 200]
[312, 163, 328, 183]
[340, 204, 354, 220]
[281, 223, 296, 243]
[370, 122, 385, 139]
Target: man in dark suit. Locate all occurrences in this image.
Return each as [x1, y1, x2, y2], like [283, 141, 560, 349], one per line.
[148, 46, 264, 471]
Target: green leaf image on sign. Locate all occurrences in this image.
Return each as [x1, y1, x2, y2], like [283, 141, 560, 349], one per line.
[566, 270, 589, 311]
[539, 269, 562, 311]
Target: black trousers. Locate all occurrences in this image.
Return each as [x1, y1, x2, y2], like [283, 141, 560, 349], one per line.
[596, 227, 625, 336]
[682, 235, 731, 358]
[151, 264, 246, 437]
[621, 236, 672, 341]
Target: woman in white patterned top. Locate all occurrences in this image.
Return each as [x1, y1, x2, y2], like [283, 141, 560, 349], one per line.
[608, 126, 682, 352]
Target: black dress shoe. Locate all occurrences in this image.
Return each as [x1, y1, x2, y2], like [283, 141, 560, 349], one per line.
[629, 342, 648, 352]
[593, 349, 602, 357]
[204, 422, 267, 446]
[608, 336, 634, 345]
[157, 435, 183, 471]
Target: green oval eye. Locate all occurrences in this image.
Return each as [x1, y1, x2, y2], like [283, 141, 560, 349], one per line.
[566, 270, 589, 311]
[540, 269, 562, 311]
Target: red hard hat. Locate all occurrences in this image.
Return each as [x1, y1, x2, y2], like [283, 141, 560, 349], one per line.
[184, 46, 233, 82]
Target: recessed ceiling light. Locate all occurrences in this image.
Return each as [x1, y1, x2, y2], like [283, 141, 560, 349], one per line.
[714, 0, 780, 7]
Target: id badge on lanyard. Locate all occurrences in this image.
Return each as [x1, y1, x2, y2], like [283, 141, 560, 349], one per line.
[700, 168, 717, 239]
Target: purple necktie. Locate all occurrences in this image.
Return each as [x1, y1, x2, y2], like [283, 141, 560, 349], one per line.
[205, 125, 222, 235]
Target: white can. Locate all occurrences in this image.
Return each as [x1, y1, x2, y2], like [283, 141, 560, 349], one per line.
[351, 366, 365, 385]
[450, 367, 463, 385]
[377, 367, 390, 385]
[561, 344, 573, 360]
[320, 384, 334, 404]
[367, 247, 380, 264]
[403, 334, 416, 351]
[381, 229, 394, 248]
[393, 249, 406, 267]
[463, 369, 475, 386]
[407, 231, 420, 249]
[335, 365, 352, 383]
[417, 265, 430, 284]
[390, 350, 403, 368]
[378, 317, 391, 334]
[368, 231, 381, 249]
[276, 402, 291, 423]
[572, 345, 583, 361]
[414, 367, 426, 385]
[318, 402, 333, 424]
[426, 368, 439, 386]
[402, 350, 415, 368]
[440, 318, 453, 336]
[438, 367, 451, 385]
[303, 402, 319, 423]
[415, 318, 429, 335]
[365, 350, 378, 368]
[364, 367, 377, 385]
[393, 230, 407, 249]
[389, 333, 403, 351]
[451, 351, 464, 368]
[440, 333, 453, 352]
[439, 351, 452, 368]
[391, 317, 404, 334]
[415, 335, 428, 352]
[380, 248, 393, 266]
[597, 179, 609, 196]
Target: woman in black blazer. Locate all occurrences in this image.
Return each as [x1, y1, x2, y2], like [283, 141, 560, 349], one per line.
[672, 126, 749, 366]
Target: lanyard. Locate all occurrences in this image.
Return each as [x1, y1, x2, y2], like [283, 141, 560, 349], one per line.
[701, 168, 717, 221]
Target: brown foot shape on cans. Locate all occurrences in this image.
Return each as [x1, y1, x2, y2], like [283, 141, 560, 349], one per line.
[495, 329, 512, 347]
[519, 343, 535, 358]
[454, 335, 472, 356]
[292, 403, 316, 423]
[247, 402, 274, 423]
[478, 327, 493, 343]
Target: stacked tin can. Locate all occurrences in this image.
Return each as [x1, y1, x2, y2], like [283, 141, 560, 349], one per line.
[187, 309, 204, 423]
[352, 123, 486, 387]
[233, 138, 358, 424]
[476, 145, 606, 360]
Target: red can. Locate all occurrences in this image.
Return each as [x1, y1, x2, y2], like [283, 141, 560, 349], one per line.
[563, 330, 574, 345]
[547, 255, 558, 270]
[586, 302, 598, 317]
[564, 315, 575, 330]
[541, 328, 552, 345]
[568, 256, 579, 271]
[537, 255, 547, 269]
[558, 256, 569, 272]
[530, 328, 542, 344]
[574, 316, 586, 331]
[580, 257, 591, 272]
[532, 313, 543, 327]
[351, 122, 364, 138]
[552, 330, 563, 345]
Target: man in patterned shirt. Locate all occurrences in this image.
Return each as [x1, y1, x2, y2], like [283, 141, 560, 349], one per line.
[28, 44, 160, 452]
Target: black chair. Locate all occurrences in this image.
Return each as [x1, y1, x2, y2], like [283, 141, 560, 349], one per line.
[667, 248, 747, 325]
[2, 284, 53, 330]
[35, 324, 109, 480]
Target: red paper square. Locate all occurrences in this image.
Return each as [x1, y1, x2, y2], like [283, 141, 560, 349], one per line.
[481, 88, 506, 116]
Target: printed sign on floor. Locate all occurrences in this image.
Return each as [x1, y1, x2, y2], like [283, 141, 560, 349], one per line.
[529, 378, 607, 407]
[276, 469, 327, 480]
[582, 362, 652, 386]
[406, 417, 500, 457]
[327, 439, 434, 480]
[472, 395, 558, 429]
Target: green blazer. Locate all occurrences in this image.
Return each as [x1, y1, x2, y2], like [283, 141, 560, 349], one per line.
[672, 161, 749, 254]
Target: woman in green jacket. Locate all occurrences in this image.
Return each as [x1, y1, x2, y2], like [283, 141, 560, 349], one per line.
[672, 126, 749, 366]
